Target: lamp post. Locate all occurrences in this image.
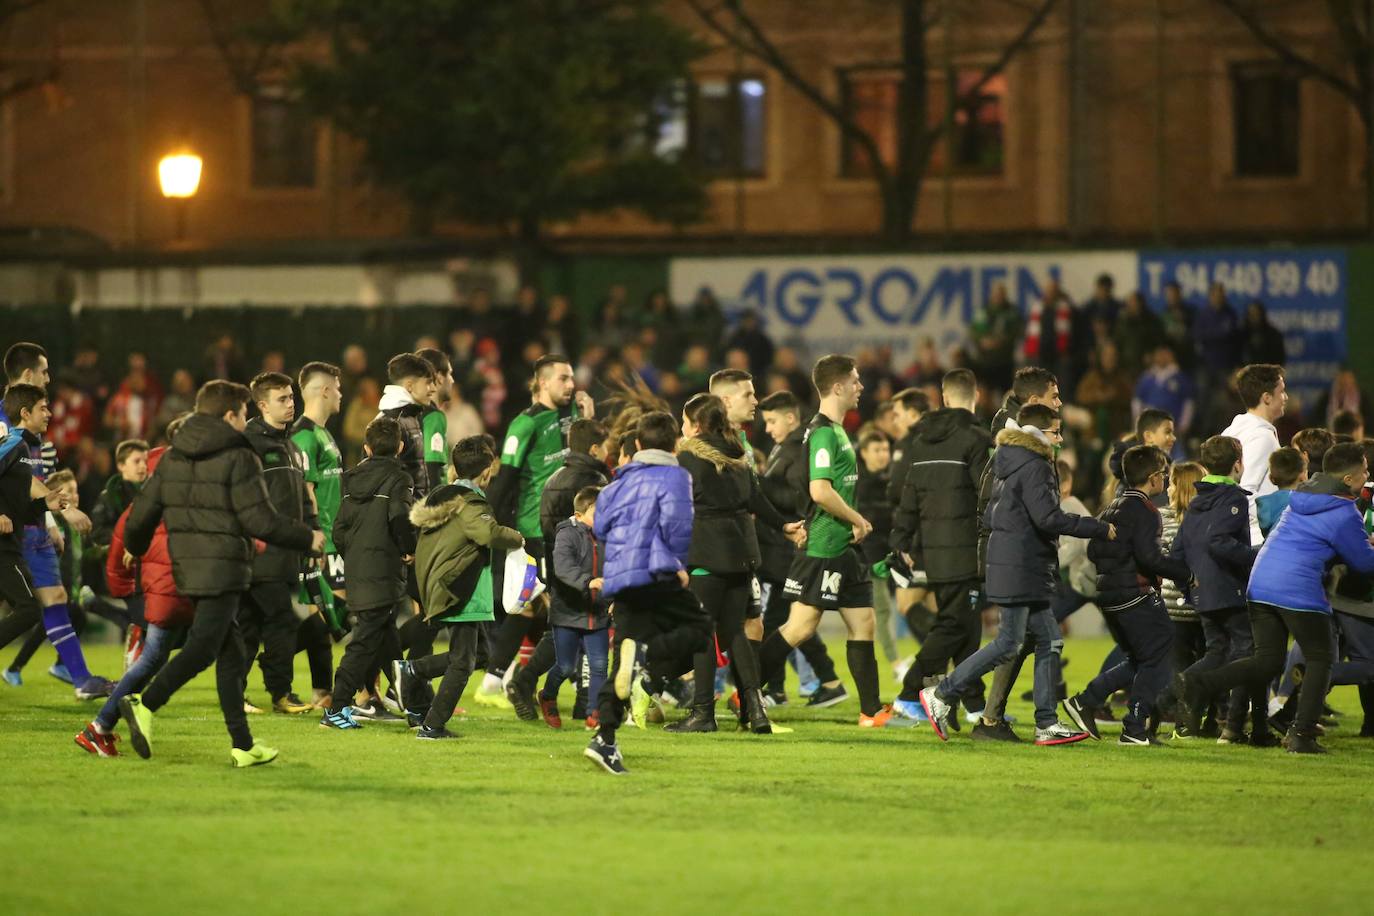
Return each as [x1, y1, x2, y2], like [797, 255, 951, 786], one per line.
[158, 151, 202, 241]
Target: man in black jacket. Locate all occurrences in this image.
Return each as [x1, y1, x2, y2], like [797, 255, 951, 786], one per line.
[756, 391, 843, 706]
[119, 381, 321, 767]
[1064, 445, 1190, 745]
[240, 371, 321, 715]
[890, 369, 993, 725]
[885, 388, 933, 640]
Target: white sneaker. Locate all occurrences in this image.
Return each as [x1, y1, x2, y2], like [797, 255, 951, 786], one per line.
[1034, 722, 1090, 746]
[919, 687, 951, 741]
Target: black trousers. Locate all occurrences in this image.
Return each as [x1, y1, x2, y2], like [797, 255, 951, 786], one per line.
[598, 583, 711, 735]
[1085, 595, 1175, 736]
[296, 613, 334, 692]
[1187, 606, 1256, 730]
[141, 591, 254, 750]
[330, 602, 400, 711]
[899, 579, 982, 703]
[689, 572, 761, 708]
[411, 622, 482, 731]
[759, 575, 837, 692]
[0, 555, 43, 650]
[239, 580, 300, 701]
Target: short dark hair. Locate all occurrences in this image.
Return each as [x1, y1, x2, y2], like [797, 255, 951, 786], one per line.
[450, 435, 496, 479]
[1136, 408, 1174, 440]
[573, 485, 602, 515]
[1291, 427, 1335, 467]
[1324, 441, 1368, 478]
[1268, 447, 1307, 488]
[387, 353, 435, 384]
[195, 380, 251, 418]
[1235, 364, 1284, 409]
[115, 439, 150, 466]
[298, 361, 341, 392]
[758, 390, 800, 416]
[892, 388, 930, 415]
[2, 383, 46, 422]
[569, 418, 608, 455]
[416, 347, 451, 378]
[364, 416, 402, 457]
[249, 371, 294, 404]
[1012, 367, 1058, 403]
[942, 369, 977, 404]
[1200, 435, 1243, 476]
[636, 410, 678, 452]
[708, 368, 753, 393]
[812, 354, 857, 398]
[1332, 410, 1363, 438]
[3, 342, 45, 384]
[858, 430, 888, 451]
[1121, 445, 1168, 489]
[1017, 403, 1058, 430]
[616, 430, 639, 463]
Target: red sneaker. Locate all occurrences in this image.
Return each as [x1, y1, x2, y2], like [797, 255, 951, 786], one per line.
[539, 697, 562, 729]
[584, 711, 600, 731]
[74, 722, 120, 757]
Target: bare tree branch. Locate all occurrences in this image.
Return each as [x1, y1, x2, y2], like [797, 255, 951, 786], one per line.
[1215, 0, 1361, 103]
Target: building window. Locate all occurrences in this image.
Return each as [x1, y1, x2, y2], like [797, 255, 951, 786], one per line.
[1231, 62, 1300, 177]
[839, 68, 1006, 178]
[690, 76, 767, 177]
[250, 87, 317, 189]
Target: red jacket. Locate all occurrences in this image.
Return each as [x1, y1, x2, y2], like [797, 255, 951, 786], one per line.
[106, 447, 194, 627]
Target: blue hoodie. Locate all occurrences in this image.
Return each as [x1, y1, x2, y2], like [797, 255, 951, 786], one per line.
[1256, 489, 1293, 538]
[1247, 474, 1374, 615]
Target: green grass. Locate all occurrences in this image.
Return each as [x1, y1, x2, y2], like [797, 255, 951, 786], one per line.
[2, 637, 1372, 916]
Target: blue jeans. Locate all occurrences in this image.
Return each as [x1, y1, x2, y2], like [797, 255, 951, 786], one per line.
[1333, 611, 1374, 686]
[549, 625, 609, 709]
[938, 604, 1062, 727]
[95, 623, 178, 731]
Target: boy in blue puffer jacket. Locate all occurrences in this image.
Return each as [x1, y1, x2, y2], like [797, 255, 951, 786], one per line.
[1179, 442, 1374, 753]
[583, 411, 711, 775]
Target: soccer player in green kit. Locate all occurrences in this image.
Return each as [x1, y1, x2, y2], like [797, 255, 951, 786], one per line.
[476, 354, 595, 705]
[755, 354, 893, 727]
[291, 362, 346, 708]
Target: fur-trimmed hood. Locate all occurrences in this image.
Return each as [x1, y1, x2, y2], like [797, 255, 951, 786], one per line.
[678, 434, 750, 472]
[409, 483, 483, 530]
[995, 426, 1054, 459]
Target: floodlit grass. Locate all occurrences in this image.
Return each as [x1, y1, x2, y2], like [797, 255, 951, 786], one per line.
[2, 637, 1372, 915]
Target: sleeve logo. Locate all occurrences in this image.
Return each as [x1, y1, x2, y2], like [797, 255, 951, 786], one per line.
[431, 433, 445, 453]
[503, 435, 519, 456]
[814, 448, 831, 469]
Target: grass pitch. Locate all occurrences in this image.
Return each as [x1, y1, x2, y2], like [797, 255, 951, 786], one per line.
[2, 637, 1372, 915]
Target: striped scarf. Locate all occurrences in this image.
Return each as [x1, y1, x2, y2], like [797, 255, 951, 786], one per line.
[1022, 296, 1072, 362]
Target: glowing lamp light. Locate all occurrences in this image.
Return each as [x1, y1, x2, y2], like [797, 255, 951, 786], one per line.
[158, 152, 203, 199]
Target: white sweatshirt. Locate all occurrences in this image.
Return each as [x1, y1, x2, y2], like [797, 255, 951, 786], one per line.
[1220, 410, 1278, 543]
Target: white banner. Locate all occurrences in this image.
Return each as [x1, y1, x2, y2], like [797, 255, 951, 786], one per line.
[669, 251, 1138, 365]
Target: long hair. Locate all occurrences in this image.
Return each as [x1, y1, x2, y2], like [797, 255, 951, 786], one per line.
[1169, 461, 1206, 520]
[602, 373, 669, 441]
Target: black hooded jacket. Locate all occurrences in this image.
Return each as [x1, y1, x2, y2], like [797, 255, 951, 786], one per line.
[890, 407, 993, 583]
[539, 450, 610, 544]
[757, 424, 808, 582]
[124, 413, 314, 597]
[243, 416, 317, 583]
[333, 455, 416, 611]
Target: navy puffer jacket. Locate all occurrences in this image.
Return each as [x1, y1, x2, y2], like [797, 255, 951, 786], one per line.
[983, 427, 1110, 605]
[593, 449, 693, 598]
[1167, 480, 1255, 612]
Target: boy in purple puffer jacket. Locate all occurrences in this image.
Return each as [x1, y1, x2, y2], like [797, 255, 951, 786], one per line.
[583, 410, 711, 775]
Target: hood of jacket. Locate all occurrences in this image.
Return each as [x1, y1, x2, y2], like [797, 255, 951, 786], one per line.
[629, 448, 678, 468]
[379, 384, 418, 412]
[915, 407, 978, 444]
[993, 426, 1054, 477]
[1223, 410, 1276, 441]
[992, 393, 1024, 430]
[1290, 473, 1359, 515]
[1190, 479, 1250, 513]
[343, 455, 408, 501]
[563, 450, 609, 479]
[678, 433, 749, 472]
[409, 482, 479, 530]
[172, 412, 248, 459]
[245, 415, 290, 447]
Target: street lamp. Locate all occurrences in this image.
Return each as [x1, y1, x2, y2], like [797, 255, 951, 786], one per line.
[158, 151, 202, 241]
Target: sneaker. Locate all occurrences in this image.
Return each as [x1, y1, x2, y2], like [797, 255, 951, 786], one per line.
[539, 697, 562, 729]
[74, 722, 120, 757]
[319, 707, 365, 730]
[75, 676, 115, 701]
[805, 683, 850, 709]
[1033, 722, 1090, 746]
[630, 675, 658, 729]
[118, 694, 154, 759]
[416, 725, 460, 740]
[472, 685, 512, 709]
[919, 686, 951, 741]
[763, 690, 788, 708]
[230, 743, 279, 767]
[858, 705, 896, 728]
[2, 668, 20, 687]
[350, 700, 405, 723]
[48, 663, 73, 685]
[797, 678, 820, 698]
[123, 624, 146, 671]
[1217, 728, 1248, 746]
[506, 679, 538, 721]
[1062, 695, 1101, 740]
[583, 735, 627, 775]
[405, 710, 426, 729]
[614, 638, 640, 700]
[272, 693, 313, 714]
[1286, 733, 1327, 755]
[971, 719, 1022, 742]
[891, 698, 928, 722]
[1171, 724, 1199, 740]
[1119, 731, 1164, 746]
[243, 701, 265, 714]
